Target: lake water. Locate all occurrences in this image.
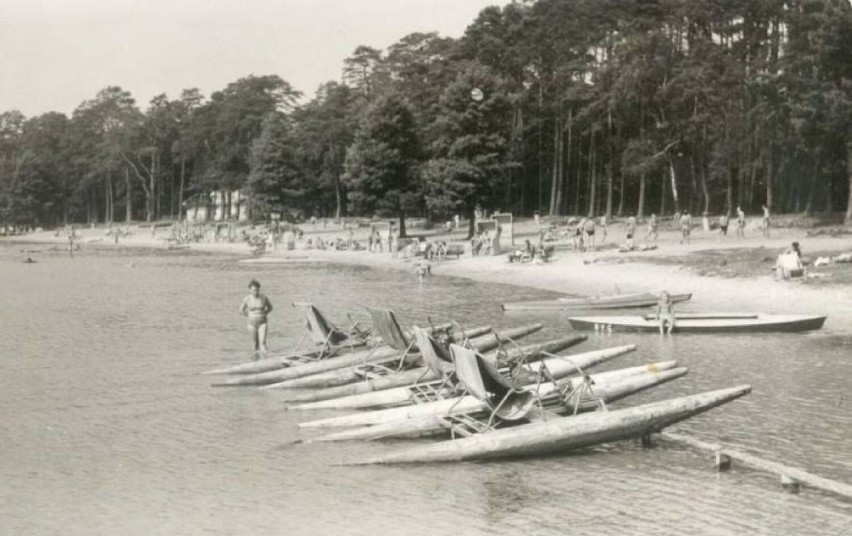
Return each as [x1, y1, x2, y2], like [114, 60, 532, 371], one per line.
[1, 243, 851, 535]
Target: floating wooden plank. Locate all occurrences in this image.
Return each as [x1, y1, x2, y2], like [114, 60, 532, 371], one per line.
[660, 432, 852, 499]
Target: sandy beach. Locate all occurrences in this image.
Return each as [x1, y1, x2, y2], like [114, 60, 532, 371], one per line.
[6, 218, 852, 331]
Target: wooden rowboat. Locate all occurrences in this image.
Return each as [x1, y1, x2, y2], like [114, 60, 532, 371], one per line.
[567, 313, 827, 333]
[501, 292, 692, 312]
[347, 385, 751, 464]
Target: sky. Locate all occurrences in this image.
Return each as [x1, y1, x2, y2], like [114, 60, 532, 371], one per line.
[1, 0, 502, 117]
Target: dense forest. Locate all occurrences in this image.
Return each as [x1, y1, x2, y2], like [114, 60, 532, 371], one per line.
[2, 0, 851, 235]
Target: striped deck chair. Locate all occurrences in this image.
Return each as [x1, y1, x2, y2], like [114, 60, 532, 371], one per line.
[291, 302, 369, 359]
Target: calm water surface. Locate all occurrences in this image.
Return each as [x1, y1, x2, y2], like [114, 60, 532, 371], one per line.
[1, 243, 850, 535]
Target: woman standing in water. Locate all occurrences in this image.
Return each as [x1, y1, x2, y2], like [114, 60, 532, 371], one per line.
[239, 280, 273, 354]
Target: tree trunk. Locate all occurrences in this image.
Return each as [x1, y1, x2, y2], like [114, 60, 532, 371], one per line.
[846, 137, 852, 224]
[178, 159, 186, 221]
[637, 174, 646, 218]
[125, 168, 132, 222]
[660, 172, 667, 215]
[335, 174, 343, 219]
[766, 145, 774, 214]
[700, 163, 710, 215]
[563, 108, 573, 215]
[467, 206, 476, 240]
[573, 130, 583, 215]
[668, 160, 680, 214]
[549, 115, 561, 215]
[398, 211, 407, 238]
[804, 158, 818, 215]
[726, 167, 734, 214]
[587, 129, 596, 217]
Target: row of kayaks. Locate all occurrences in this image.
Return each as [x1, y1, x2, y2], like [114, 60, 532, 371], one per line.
[204, 303, 757, 465]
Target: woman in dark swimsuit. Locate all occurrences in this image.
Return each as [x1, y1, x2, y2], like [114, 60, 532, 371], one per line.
[239, 280, 273, 354]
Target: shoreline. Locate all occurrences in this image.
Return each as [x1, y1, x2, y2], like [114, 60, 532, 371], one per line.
[4, 220, 851, 332]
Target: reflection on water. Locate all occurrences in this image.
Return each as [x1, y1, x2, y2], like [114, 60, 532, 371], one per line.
[1, 243, 851, 535]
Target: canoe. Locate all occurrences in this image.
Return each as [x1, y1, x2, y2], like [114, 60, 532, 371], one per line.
[212, 323, 542, 387]
[263, 334, 586, 392]
[502, 292, 692, 312]
[348, 385, 752, 464]
[287, 343, 636, 409]
[313, 361, 684, 442]
[297, 345, 636, 429]
[567, 313, 827, 333]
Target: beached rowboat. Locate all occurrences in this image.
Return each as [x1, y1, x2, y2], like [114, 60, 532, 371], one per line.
[567, 313, 827, 333]
[501, 292, 692, 312]
[347, 385, 751, 464]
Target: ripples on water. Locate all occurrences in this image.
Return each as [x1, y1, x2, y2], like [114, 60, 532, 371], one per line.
[1, 243, 850, 535]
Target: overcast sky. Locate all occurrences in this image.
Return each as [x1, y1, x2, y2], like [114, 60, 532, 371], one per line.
[1, 0, 501, 117]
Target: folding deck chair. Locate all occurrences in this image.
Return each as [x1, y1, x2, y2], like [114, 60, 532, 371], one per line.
[436, 344, 539, 438]
[437, 344, 609, 438]
[289, 302, 370, 361]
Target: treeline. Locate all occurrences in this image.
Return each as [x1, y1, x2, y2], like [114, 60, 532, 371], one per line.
[1, 0, 851, 235]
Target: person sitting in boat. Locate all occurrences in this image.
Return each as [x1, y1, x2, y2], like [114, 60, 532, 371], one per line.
[239, 279, 273, 355]
[655, 291, 676, 335]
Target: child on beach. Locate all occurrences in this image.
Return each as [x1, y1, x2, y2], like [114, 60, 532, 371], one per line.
[645, 214, 658, 241]
[762, 205, 771, 238]
[656, 291, 676, 335]
[584, 217, 596, 250]
[679, 212, 692, 245]
[626, 216, 636, 250]
[736, 206, 746, 238]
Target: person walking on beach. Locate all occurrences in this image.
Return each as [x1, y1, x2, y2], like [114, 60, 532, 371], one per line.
[239, 280, 273, 355]
[736, 206, 746, 238]
[762, 204, 771, 239]
[626, 216, 636, 249]
[599, 215, 608, 244]
[679, 212, 692, 245]
[719, 213, 729, 241]
[584, 217, 596, 250]
[645, 214, 658, 241]
[656, 291, 676, 335]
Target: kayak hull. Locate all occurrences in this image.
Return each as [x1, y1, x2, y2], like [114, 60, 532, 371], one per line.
[349, 385, 751, 464]
[315, 362, 684, 442]
[502, 292, 692, 312]
[568, 314, 827, 333]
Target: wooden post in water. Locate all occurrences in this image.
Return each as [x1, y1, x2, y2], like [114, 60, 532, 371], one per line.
[661, 432, 852, 499]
